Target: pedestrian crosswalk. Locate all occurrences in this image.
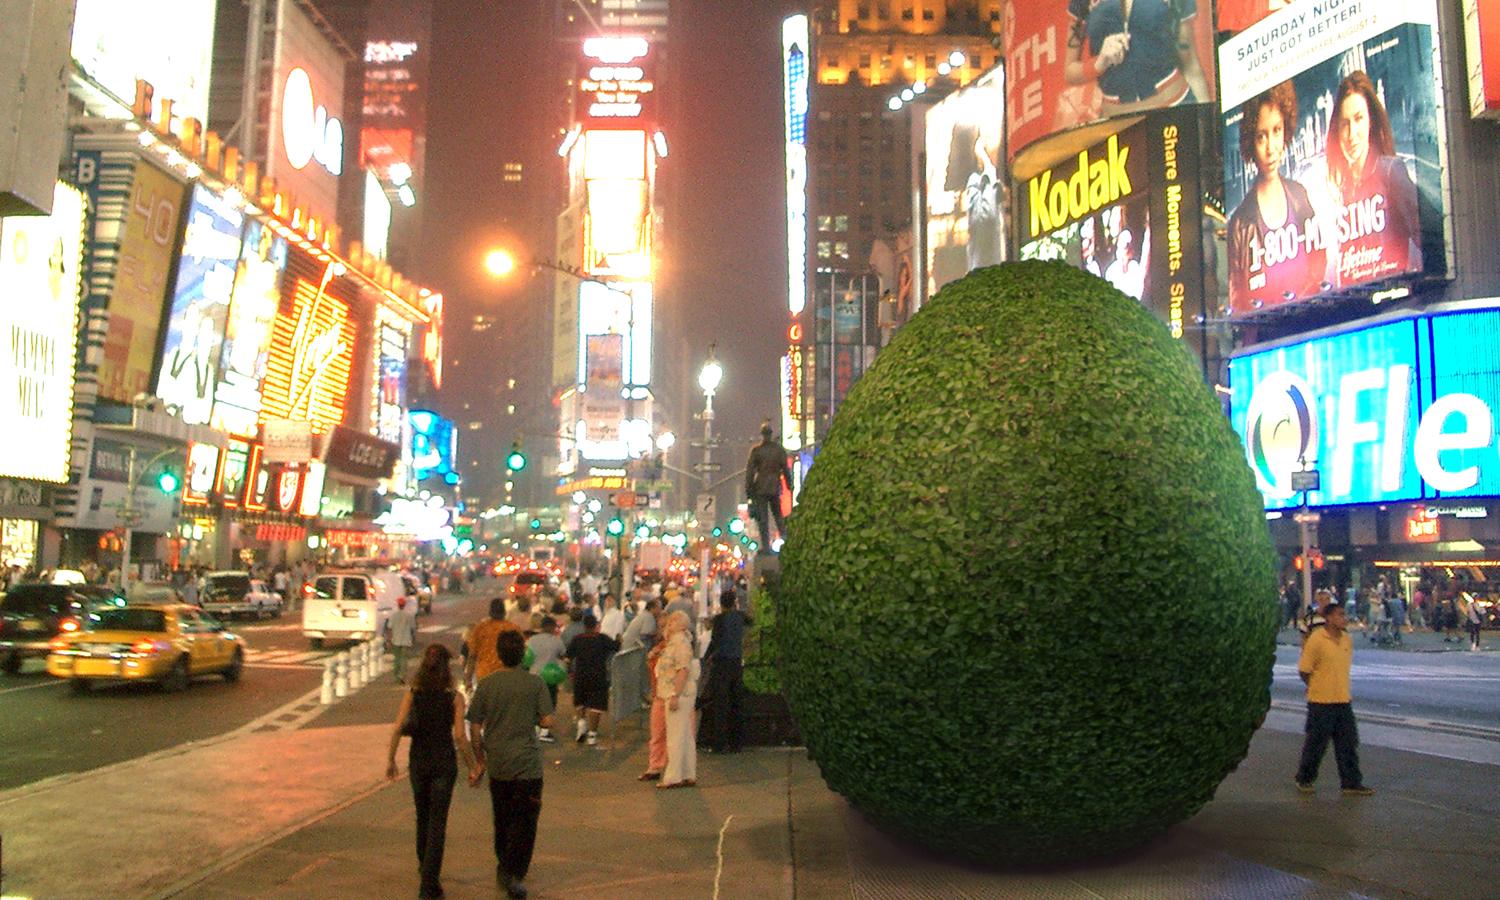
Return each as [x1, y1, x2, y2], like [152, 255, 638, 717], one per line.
[242, 625, 469, 668]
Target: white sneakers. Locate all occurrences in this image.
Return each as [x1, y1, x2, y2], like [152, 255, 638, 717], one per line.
[575, 718, 589, 743]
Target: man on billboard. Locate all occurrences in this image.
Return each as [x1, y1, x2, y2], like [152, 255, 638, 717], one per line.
[1324, 71, 1422, 286]
[964, 123, 1004, 271]
[1227, 81, 1328, 313]
[1064, 0, 1212, 120]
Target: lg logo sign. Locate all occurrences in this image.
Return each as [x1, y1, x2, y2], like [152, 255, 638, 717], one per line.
[282, 68, 343, 177]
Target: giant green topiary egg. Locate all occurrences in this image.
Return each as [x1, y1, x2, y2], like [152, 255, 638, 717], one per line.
[780, 260, 1279, 865]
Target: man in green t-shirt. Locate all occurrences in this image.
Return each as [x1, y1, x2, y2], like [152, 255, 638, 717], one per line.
[467, 629, 554, 899]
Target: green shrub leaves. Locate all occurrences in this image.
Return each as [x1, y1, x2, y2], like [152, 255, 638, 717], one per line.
[780, 261, 1279, 865]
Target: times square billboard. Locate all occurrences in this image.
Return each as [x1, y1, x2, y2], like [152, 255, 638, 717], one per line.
[1218, 0, 1448, 319]
[1016, 107, 1205, 343]
[1002, 0, 1217, 162]
[1230, 302, 1500, 510]
[925, 67, 1007, 301]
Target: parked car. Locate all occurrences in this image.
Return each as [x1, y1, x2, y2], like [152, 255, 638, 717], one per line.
[46, 603, 245, 693]
[0, 583, 124, 675]
[200, 572, 282, 619]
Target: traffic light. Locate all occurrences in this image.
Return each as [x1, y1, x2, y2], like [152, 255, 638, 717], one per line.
[157, 469, 179, 493]
[727, 517, 744, 535]
[607, 517, 625, 536]
[529, 518, 542, 530]
[506, 440, 527, 471]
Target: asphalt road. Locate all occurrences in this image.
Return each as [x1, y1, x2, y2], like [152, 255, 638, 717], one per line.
[0, 586, 498, 792]
[1271, 643, 1500, 733]
[4, 584, 1495, 795]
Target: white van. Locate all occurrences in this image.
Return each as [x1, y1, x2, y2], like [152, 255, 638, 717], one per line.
[302, 572, 377, 649]
[367, 571, 415, 636]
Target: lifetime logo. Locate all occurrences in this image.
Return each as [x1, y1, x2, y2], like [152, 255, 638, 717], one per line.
[1027, 134, 1133, 239]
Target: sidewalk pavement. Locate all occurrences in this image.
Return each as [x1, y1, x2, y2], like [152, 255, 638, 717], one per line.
[2, 667, 1497, 900]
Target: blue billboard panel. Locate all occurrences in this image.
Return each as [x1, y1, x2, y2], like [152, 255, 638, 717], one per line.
[410, 409, 457, 484]
[1230, 305, 1500, 509]
[157, 184, 244, 424]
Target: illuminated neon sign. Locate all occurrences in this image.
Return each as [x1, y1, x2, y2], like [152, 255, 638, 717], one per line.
[260, 264, 355, 433]
[282, 67, 344, 176]
[783, 15, 809, 316]
[1230, 303, 1500, 509]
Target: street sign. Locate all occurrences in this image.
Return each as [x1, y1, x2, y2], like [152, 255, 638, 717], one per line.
[1293, 512, 1321, 524]
[697, 493, 717, 522]
[1290, 470, 1321, 492]
[694, 462, 722, 472]
[614, 492, 636, 509]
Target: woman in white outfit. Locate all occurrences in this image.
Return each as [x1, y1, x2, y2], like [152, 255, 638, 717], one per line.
[655, 611, 699, 788]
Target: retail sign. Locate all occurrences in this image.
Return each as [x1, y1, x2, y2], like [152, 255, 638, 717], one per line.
[324, 426, 399, 480]
[1405, 509, 1440, 542]
[1230, 303, 1500, 510]
[0, 183, 84, 483]
[282, 68, 344, 175]
[263, 418, 315, 464]
[260, 270, 355, 434]
[182, 442, 220, 506]
[212, 220, 288, 437]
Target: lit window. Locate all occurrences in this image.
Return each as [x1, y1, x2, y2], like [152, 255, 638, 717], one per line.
[817, 241, 832, 259]
[905, 55, 915, 68]
[834, 215, 849, 232]
[817, 214, 832, 231]
[834, 241, 849, 259]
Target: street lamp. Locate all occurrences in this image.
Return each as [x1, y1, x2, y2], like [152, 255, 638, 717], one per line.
[695, 345, 723, 610]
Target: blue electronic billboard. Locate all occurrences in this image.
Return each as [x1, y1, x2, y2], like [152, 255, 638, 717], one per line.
[1230, 304, 1500, 509]
[410, 410, 457, 485]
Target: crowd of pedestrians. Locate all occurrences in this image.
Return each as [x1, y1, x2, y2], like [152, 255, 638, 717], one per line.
[1281, 575, 1491, 651]
[383, 567, 754, 898]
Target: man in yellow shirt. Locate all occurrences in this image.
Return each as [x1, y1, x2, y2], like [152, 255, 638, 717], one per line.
[1295, 602, 1373, 796]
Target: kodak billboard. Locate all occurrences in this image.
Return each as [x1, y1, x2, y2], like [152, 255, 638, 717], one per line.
[1016, 107, 1206, 347]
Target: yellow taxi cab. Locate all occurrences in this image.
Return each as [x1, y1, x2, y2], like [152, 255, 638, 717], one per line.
[46, 603, 246, 694]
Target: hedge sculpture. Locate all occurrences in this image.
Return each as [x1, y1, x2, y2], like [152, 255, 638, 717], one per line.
[780, 260, 1279, 865]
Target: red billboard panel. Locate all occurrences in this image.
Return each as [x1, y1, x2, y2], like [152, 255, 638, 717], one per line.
[1004, 0, 1216, 160]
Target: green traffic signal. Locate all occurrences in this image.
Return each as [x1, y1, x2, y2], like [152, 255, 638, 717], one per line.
[529, 518, 542, 530]
[157, 471, 179, 493]
[506, 440, 526, 471]
[607, 518, 625, 536]
[727, 518, 744, 535]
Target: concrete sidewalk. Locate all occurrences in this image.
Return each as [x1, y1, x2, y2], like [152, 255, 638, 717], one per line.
[2, 673, 1497, 900]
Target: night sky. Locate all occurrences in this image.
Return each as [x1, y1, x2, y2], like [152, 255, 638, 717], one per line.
[413, 0, 797, 506]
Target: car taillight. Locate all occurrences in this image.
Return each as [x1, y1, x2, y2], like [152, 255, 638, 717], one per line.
[59, 618, 80, 632]
[49, 636, 71, 652]
[132, 639, 163, 655]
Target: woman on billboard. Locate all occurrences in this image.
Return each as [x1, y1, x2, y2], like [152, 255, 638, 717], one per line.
[1064, 0, 1212, 118]
[1325, 71, 1422, 285]
[1227, 81, 1328, 313]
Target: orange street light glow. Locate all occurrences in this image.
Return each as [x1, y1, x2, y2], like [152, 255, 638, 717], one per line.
[485, 250, 515, 276]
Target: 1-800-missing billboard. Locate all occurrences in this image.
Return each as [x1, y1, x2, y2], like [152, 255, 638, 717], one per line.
[1218, 0, 1446, 317]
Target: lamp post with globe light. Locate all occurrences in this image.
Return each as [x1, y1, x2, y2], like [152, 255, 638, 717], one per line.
[694, 346, 723, 609]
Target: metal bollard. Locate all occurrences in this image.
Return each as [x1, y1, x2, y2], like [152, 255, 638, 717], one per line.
[367, 639, 379, 681]
[321, 657, 336, 705]
[334, 652, 349, 698]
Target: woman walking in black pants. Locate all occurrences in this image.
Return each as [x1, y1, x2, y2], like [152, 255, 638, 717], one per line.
[387, 644, 476, 899]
